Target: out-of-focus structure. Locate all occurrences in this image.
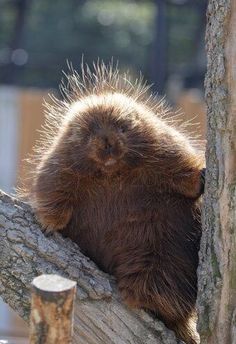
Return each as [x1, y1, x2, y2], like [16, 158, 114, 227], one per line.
[0, 0, 207, 93]
[0, 87, 48, 194]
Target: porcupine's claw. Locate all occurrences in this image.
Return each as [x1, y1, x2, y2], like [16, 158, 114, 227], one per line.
[41, 225, 55, 237]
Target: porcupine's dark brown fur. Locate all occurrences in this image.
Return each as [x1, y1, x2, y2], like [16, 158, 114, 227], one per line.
[24, 63, 205, 344]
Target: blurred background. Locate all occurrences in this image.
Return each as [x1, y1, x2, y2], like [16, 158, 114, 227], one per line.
[0, 0, 207, 342]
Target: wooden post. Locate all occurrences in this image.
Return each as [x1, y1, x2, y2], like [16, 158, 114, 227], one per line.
[29, 274, 76, 344]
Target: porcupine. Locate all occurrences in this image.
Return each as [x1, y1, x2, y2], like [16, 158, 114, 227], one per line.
[26, 63, 205, 344]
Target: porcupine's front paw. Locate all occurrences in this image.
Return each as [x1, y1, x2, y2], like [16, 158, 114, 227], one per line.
[191, 167, 206, 198]
[173, 166, 206, 199]
[35, 205, 73, 234]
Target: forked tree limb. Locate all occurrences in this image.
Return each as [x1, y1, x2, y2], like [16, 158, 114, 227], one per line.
[0, 190, 178, 344]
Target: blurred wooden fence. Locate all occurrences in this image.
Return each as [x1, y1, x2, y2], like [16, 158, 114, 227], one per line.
[18, 90, 49, 184]
[176, 89, 206, 139]
[0, 86, 50, 193]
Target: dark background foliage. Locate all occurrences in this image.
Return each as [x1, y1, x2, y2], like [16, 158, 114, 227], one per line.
[0, 0, 207, 94]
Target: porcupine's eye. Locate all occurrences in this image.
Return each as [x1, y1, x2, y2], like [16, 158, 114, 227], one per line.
[118, 123, 130, 134]
[118, 126, 125, 133]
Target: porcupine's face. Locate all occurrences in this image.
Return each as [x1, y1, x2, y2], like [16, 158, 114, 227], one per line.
[68, 95, 157, 175]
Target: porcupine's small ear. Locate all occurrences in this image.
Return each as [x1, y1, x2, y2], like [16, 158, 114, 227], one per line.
[200, 167, 206, 195]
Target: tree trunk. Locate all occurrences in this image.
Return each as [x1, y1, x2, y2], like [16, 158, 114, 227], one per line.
[0, 190, 178, 344]
[197, 0, 236, 343]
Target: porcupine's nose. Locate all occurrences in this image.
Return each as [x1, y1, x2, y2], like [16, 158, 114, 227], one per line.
[104, 137, 114, 155]
[103, 136, 119, 167]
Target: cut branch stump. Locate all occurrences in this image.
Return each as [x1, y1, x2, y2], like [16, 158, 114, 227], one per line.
[30, 274, 76, 344]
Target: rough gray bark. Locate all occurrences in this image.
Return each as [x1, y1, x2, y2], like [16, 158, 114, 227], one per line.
[197, 0, 236, 343]
[0, 190, 179, 344]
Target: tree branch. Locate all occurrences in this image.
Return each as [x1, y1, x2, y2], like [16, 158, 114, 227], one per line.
[0, 190, 178, 344]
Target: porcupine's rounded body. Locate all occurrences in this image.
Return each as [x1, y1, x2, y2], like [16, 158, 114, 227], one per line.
[27, 64, 205, 344]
